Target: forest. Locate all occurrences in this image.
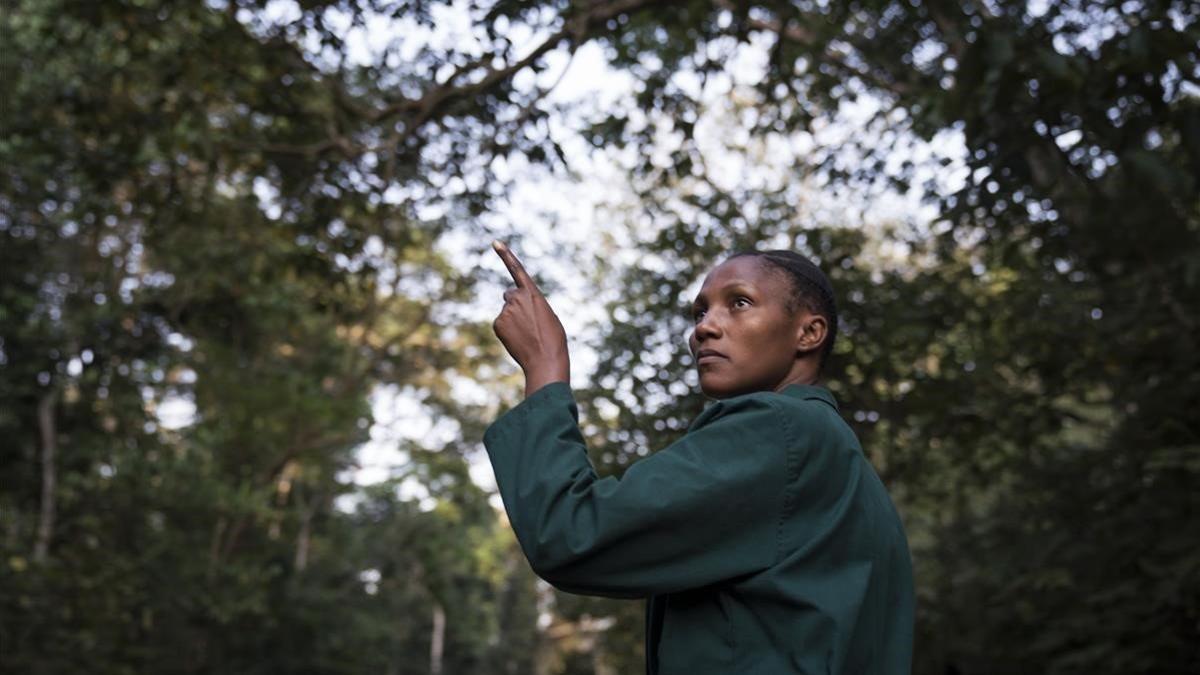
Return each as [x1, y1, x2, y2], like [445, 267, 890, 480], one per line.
[1, 0, 1197, 673]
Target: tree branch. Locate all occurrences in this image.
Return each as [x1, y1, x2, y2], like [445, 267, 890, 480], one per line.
[715, 0, 912, 98]
[33, 389, 58, 564]
[259, 0, 664, 158]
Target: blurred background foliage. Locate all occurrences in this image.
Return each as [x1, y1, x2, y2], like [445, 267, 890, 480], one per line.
[1, 0, 1197, 673]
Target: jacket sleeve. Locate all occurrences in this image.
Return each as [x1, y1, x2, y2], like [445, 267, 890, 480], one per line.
[482, 381, 792, 598]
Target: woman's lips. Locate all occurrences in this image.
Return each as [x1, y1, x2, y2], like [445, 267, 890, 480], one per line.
[697, 351, 727, 364]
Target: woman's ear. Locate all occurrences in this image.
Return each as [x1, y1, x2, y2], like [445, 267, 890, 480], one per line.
[795, 314, 828, 356]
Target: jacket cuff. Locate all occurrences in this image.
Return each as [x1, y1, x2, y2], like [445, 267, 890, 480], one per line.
[483, 381, 575, 446]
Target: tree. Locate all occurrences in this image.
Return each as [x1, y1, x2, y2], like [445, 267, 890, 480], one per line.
[566, 1, 1199, 671]
[3, 0, 1196, 672]
[0, 1, 541, 672]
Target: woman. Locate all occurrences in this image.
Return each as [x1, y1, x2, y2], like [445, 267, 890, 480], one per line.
[484, 241, 913, 674]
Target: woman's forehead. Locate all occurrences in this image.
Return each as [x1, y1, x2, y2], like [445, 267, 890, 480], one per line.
[700, 253, 772, 282]
[696, 257, 785, 296]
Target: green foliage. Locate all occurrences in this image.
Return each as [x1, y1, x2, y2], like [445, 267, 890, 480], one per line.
[572, 1, 1200, 672]
[2, 0, 1197, 673]
[1, 0, 534, 672]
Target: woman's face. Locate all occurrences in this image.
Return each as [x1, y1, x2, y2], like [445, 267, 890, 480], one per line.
[687, 256, 812, 399]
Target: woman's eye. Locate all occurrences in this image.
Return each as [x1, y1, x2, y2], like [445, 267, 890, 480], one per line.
[692, 309, 706, 321]
[733, 297, 751, 308]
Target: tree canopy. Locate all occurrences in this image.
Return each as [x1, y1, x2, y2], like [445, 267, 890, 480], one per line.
[2, 1, 1197, 673]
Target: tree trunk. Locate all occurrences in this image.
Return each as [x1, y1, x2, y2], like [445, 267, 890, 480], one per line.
[33, 389, 58, 563]
[208, 517, 227, 581]
[293, 494, 319, 573]
[430, 602, 446, 675]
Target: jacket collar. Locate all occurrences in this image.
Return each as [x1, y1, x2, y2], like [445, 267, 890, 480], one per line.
[778, 383, 839, 411]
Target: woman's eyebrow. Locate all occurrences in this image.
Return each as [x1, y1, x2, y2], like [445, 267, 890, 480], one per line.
[692, 280, 756, 307]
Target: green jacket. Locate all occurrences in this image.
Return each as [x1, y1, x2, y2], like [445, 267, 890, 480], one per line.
[483, 382, 913, 674]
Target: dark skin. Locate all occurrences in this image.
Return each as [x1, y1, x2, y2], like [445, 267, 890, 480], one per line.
[492, 242, 827, 399]
[688, 256, 827, 397]
[491, 241, 571, 397]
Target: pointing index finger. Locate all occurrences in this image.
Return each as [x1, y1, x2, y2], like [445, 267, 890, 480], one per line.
[492, 240, 538, 291]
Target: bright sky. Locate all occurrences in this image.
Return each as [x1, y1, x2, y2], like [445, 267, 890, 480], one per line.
[162, 1, 967, 513]
[355, 38, 638, 509]
[355, 42, 964, 512]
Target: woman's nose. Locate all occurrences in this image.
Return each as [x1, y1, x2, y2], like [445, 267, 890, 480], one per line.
[693, 312, 721, 341]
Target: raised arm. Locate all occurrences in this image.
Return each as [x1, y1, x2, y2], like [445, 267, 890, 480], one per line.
[483, 383, 792, 598]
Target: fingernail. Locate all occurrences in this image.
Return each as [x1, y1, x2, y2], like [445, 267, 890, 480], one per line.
[491, 240, 504, 252]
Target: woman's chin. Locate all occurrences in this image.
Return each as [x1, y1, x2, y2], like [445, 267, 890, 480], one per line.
[698, 375, 736, 400]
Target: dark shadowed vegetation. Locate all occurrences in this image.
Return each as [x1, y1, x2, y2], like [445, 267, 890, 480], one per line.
[2, 1, 1197, 673]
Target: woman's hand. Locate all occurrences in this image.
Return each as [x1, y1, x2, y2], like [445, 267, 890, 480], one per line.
[492, 240, 570, 397]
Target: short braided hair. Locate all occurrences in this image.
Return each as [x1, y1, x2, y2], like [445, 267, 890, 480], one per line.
[728, 249, 838, 370]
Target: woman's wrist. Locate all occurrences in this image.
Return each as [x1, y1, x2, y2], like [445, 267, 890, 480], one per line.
[524, 362, 570, 398]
